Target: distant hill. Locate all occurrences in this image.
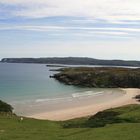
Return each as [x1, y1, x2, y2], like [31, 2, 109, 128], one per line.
[1, 57, 140, 67]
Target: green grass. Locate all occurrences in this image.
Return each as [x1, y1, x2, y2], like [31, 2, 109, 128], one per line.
[0, 104, 140, 140]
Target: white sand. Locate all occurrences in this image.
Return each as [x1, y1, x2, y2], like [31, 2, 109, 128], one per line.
[28, 88, 140, 121]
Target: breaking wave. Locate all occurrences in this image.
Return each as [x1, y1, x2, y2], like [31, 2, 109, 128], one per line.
[72, 91, 104, 98]
[35, 91, 104, 103]
[35, 97, 72, 103]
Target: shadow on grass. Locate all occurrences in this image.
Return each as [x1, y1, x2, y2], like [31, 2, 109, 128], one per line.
[60, 129, 91, 138]
[62, 110, 139, 129]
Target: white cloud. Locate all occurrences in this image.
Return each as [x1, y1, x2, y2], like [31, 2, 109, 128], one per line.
[0, 25, 140, 33]
[0, 25, 139, 39]
[0, 0, 140, 21]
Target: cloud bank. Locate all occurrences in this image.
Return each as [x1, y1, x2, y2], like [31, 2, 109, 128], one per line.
[0, 0, 140, 21]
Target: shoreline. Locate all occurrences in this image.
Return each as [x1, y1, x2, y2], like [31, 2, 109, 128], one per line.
[28, 88, 140, 121]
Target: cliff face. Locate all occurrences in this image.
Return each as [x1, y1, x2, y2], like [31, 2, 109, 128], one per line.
[1, 57, 140, 67]
[53, 67, 140, 88]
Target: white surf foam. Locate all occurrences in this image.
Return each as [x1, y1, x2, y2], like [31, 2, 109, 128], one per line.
[36, 91, 105, 103]
[72, 91, 104, 98]
[35, 97, 72, 103]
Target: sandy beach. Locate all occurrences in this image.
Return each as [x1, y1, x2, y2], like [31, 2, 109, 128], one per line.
[28, 88, 140, 121]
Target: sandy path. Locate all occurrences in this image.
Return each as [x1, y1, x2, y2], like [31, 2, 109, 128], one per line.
[28, 88, 140, 121]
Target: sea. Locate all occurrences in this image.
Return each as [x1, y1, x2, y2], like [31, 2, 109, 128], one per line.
[0, 63, 131, 116]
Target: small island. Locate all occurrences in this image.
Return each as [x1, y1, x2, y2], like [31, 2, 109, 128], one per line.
[46, 64, 68, 68]
[53, 67, 140, 88]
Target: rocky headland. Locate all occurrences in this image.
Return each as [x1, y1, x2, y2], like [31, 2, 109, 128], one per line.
[53, 67, 140, 88]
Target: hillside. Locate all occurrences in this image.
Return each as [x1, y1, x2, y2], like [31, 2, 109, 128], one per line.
[0, 100, 13, 113]
[1, 57, 140, 67]
[0, 104, 140, 140]
[53, 67, 140, 88]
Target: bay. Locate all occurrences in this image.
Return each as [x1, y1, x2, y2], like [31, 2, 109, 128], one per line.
[0, 63, 124, 116]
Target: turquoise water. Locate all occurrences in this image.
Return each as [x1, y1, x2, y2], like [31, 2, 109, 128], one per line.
[0, 63, 93, 103]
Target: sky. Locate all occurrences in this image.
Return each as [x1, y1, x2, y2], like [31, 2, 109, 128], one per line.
[0, 0, 140, 60]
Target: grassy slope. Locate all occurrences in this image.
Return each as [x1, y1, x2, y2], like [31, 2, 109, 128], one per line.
[0, 105, 140, 140]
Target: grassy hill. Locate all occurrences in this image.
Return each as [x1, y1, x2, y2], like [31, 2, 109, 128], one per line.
[0, 104, 140, 140]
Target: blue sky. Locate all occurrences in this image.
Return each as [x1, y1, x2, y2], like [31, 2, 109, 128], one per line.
[0, 0, 140, 60]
